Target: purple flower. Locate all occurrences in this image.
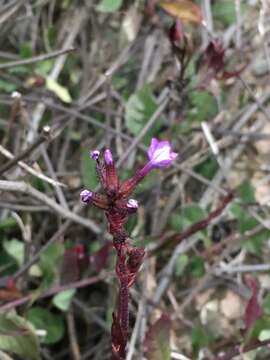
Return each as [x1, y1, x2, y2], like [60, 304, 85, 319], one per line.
[118, 138, 178, 198]
[104, 149, 113, 165]
[90, 150, 100, 161]
[80, 189, 93, 204]
[147, 138, 178, 168]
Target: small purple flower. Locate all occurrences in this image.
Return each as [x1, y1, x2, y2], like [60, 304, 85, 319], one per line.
[127, 199, 138, 209]
[90, 150, 100, 161]
[147, 138, 178, 168]
[104, 149, 113, 165]
[118, 138, 178, 198]
[80, 189, 93, 204]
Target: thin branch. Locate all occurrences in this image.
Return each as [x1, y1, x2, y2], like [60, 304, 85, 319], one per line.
[66, 308, 81, 360]
[215, 338, 270, 360]
[151, 192, 234, 256]
[0, 180, 101, 233]
[14, 220, 72, 280]
[0, 273, 110, 312]
[0, 127, 50, 176]
[215, 263, 270, 275]
[0, 145, 66, 188]
[0, 47, 75, 70]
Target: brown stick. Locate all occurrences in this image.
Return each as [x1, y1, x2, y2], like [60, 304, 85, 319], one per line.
[0, 273, 109, 312]
[151, 192, 234, 256]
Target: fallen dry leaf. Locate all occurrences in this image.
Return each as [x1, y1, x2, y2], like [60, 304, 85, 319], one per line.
[159, 0, 203, 24]
[220, 290, 243, 320]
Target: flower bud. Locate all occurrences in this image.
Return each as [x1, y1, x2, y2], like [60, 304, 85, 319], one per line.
[90, 150, 100, 161]
[80, 190, 93, 204]
[127, 199, 138, 209]
[104, 149, 113, 165]
[103, 149, 119, 196]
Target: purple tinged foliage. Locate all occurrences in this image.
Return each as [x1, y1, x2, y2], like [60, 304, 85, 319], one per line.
[244, 275, 262, 332]
[80, 189, 93, 204]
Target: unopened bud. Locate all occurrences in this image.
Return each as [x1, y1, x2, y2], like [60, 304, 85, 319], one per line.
[104, 149, 113, 165]
[90, 150, 100, 161]
[80, 190, 93, 204]
[127, 199, 138, 209]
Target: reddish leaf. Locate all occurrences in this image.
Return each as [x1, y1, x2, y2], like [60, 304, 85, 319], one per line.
[61, 245, 88, 284]
[0, 277, 21, 301]
[244, 275, 263, 332]
[197, 40, 246, 89]
[111, 312, 126, 360]
[144, 314, 172, 360]
[221, 65, 247, 80]
[204, 40, 225, 73]
[169, 18, 184, 47]
[159, 0, 203, 24]
[90, 242, 112, 273]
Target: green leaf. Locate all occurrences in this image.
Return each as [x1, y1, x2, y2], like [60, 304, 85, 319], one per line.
[189, 91, 218, 123]
[39, 243, 64, 287]
[192, 327, 210, 356]
[175, 254, 189, 277]
[35, 60, 53, 77]
[0, 217, 17, 230]
[194, 157, 218, 180]
[237, 181, 255, 203]
[245, 317, 270, 344]
[3, 239, 24, 266]
[125, 84, 161, 144]
[46, 77, 72, 103]
[242, 229, 270, 255]
[27, 307, 65, 345]
[259, 329, 270, 341]
[169, 204, 208, 240]
[0, 313, 40, 360]
[8, 65, 30, 75]
[230, 203, 258, 238]
[80, 148, 99, 189]
[189, 256, 205, 277]
[96, 0, 122, 12]
[0, 79, 17, 93]
[52, 289, 76, 312]
[47, 26, 57, 48]
[181, 204, 207, 223]
[145, 314, 171, 360]
[212, 0, 246, 27]
[213, 1, 235, 26]
[20, 42, 32, 58]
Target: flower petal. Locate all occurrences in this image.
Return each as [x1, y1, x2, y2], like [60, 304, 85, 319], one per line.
[147, 138, 159, 159]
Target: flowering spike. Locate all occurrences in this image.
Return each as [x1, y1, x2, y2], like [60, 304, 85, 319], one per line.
[80, 190, 93, 204]
[90, 150, 100, 161]
[79, 138, 177, 359]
